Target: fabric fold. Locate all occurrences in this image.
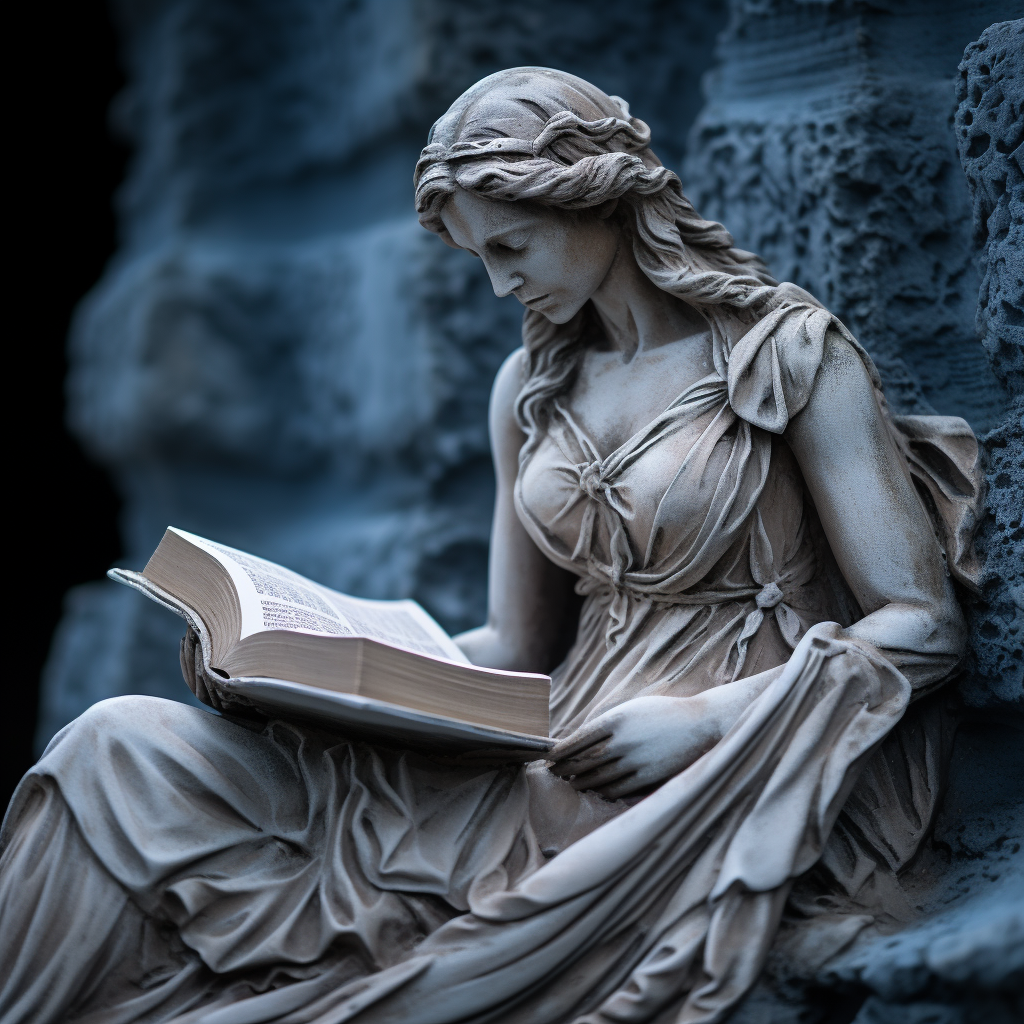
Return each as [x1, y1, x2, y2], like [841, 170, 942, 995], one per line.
[233, 624, 910, 1024]
[890, 414, 984, 590]
[725, 305, 833, 432]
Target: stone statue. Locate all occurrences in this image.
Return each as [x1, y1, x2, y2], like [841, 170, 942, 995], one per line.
[0, 68, 983, 1024]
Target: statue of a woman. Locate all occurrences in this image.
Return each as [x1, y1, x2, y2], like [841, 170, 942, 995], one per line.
[0, 68, 981, 1024]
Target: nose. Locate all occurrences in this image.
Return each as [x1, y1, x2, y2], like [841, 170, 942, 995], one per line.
[486, 267, 525, 299]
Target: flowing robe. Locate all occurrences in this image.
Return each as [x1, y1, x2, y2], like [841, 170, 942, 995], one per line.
[0, 298, 981, 1024]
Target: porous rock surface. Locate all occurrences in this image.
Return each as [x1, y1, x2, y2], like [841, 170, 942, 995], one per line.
[954, 19, 1023, 712]
[682, 0, 1010, 432]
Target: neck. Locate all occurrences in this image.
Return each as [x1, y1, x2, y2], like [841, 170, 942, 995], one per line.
[588, 242, 706, 361]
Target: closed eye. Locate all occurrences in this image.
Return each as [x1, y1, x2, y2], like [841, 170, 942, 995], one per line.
[485, 231, 529, 253]
[488, 241, 524, 255]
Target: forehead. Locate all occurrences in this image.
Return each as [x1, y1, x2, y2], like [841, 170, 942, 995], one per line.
[440, 187, 542, 247]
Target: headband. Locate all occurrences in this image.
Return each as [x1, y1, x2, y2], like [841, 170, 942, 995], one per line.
[423, 110, 654, 168]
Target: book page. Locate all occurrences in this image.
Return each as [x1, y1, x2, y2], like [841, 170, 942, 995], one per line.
[319, 590, 468, 663]
[170, 529, 467, 663]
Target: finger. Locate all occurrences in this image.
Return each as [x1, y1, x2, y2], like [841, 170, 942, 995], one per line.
[593, 773, 644, 800]
[550, 758, 602, 780]
[195, 646, 220, 707]
[548, 721, 614, 762]
[567, 759, 632, 792]
[179, 636, 195, 689]
[547, 740, 613, 777]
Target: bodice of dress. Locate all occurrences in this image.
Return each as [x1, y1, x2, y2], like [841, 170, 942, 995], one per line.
[516, 373, 815, 647]
[513, 299, 982, 736]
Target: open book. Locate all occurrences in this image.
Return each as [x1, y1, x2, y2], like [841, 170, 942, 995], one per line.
[109, 528, 552, 755]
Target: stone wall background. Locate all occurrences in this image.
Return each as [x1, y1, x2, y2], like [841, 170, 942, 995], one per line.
[39, 2, 1021, 1020]
[955, 19, 1023, 714]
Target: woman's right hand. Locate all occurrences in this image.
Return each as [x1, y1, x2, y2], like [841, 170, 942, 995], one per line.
[546, 695, 723, 799]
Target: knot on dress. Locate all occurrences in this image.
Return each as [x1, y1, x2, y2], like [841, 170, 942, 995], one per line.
[570, 458, 634, 650]
[732, 511, 817, 680]
[755, 582, 784, 610]
[577, 462, 608, 502]
[571, 458, 634, 647]
[569, 460, 633, 572]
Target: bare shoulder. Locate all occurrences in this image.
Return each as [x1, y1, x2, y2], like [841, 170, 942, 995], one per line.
[788, 325, 885, 451]
[490, 348, 528, 482]
[808, 325, 877, 404]
[491, 348, 527, 419]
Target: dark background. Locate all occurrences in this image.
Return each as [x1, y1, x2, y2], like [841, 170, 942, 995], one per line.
[7, 2, 126, 810]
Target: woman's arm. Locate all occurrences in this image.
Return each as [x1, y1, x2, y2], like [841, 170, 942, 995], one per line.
[455, 349, 580, 672]
[784, 328, 965, 669]
[680, 329, 968, 757]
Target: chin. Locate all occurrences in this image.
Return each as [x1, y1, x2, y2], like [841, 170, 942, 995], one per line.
[539, 302, 580, 325]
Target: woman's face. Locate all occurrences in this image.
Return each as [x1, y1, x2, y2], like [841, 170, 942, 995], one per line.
[439, 187, 619, 324]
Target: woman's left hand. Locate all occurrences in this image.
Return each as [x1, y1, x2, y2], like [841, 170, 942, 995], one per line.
[547, 695, 724, 799]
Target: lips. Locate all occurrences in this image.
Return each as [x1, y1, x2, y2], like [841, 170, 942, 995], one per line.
[519, 293, 550, 307]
